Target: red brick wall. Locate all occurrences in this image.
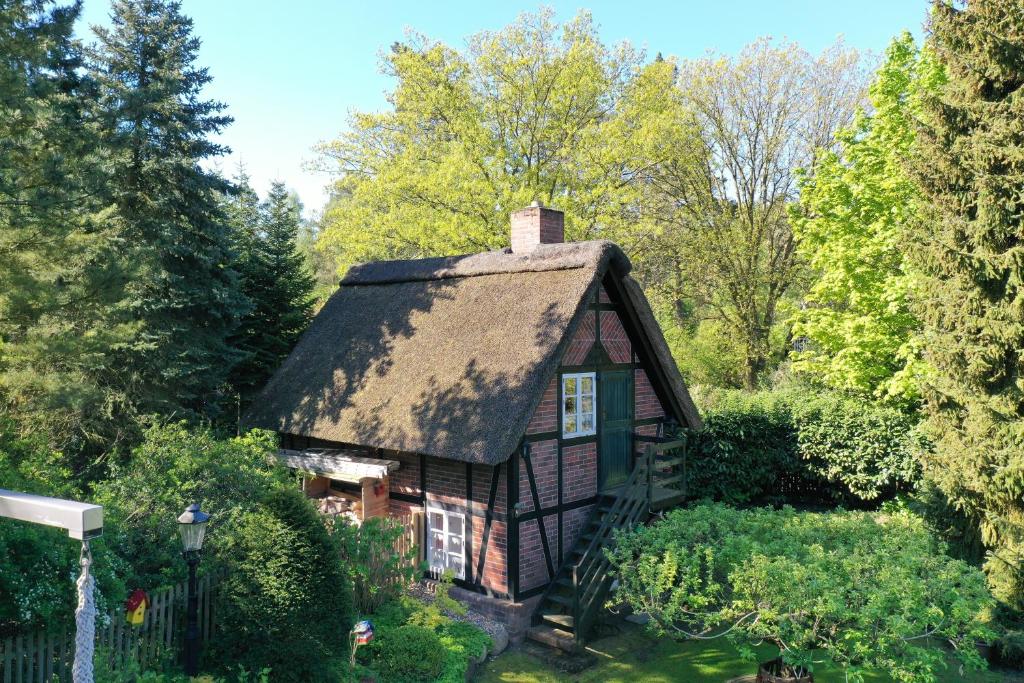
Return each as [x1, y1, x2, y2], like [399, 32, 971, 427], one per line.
[424, 456, 464, 507]
[562, 442, 597, 504]
[519, 514, 558, 592]
[388, 450, 421, 498]
[519, 439, 557, 512]
[562, 310, 595, 366]
[511, 205, 564, 253]
[469, 463, 507, 595]
[635, 368, 665, 420]
[561, 504, 596, 563]
[525, 378, 557, 435]
[599, 310, 631, 364]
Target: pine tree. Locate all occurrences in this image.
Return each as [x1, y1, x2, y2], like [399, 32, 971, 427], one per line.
[227, 180, 314, 410]
[0, 0, 131, 465]
[910, 0, 1024, 611]
[89, 0, 247, 422]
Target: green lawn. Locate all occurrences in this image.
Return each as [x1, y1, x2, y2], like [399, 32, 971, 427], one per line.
[477, 620, 1015, 683]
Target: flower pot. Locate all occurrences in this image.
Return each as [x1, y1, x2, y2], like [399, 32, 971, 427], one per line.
[756, 658, 813, 683]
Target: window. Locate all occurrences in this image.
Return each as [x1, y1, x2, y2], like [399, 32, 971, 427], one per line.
[427, 507, 465, 579]
[562, 372, 597, 438]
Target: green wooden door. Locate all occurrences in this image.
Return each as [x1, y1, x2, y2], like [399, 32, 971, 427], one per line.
[599, 370, 633, 490]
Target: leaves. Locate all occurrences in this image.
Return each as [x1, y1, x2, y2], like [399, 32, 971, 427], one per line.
[907, 0, 1024, 612]
[790, 33, 943, 406]
[608, 503, 994, 683]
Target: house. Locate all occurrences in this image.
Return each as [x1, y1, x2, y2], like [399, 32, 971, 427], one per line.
[243, 203, 702, 642]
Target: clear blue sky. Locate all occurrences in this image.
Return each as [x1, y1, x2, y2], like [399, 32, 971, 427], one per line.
[76, 1, 930, 217]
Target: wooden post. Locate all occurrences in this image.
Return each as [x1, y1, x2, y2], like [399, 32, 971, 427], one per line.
[645, 444, 654, 512]
[572, 564, 581, 643]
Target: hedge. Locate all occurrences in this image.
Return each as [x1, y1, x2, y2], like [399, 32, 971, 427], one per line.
[687, 389, 922, 506]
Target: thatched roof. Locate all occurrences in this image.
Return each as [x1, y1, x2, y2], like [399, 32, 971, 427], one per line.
[243, 240, 701, 465]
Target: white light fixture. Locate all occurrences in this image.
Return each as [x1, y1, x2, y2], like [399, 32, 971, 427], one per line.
[177, 503, 210, 553]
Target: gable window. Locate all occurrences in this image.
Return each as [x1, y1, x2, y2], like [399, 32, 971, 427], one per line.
[427, 506, 465, 579]
[562, 372, 597, 438]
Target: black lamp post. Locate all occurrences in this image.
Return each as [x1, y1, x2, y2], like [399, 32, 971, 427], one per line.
[177, 503, 210, 676]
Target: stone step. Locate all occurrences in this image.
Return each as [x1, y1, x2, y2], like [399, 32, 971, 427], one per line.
[526, 624, 577, 652]
[539, 611, 575, 629]
[545, 593, 573, 607]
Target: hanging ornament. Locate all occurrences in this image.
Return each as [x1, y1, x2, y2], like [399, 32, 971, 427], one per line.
[125, 589, 150, 626]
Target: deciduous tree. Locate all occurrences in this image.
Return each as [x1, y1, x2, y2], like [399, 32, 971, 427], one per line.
[649, 39, 867, 389]
[316, 9, 696, 269]
[790, 34, 943, 404]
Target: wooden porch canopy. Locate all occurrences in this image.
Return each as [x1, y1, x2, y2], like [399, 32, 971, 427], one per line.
[276, 448, 401, 483]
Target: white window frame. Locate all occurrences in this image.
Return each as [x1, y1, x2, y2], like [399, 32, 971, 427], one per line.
[426, 506, 466, 580]
[561, 371, 597, 439]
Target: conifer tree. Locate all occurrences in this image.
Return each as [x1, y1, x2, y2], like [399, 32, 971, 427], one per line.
[89, 0, 246, 422]
[910, 0, 1024, 610]
[227, 180, 314, 409]
[0, 0, 131, 464]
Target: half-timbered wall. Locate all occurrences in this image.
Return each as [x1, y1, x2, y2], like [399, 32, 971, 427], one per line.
[512, 280, 674, 599]
[278, 433, 509, 598]
[281, 277, 675, 604]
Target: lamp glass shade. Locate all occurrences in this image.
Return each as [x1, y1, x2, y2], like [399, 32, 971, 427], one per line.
[177, 503, 210, 552]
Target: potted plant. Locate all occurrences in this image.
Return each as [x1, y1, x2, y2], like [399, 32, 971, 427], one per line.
[607, 503, 994, 683]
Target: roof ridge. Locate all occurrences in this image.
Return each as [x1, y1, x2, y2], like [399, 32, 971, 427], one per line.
[341, 240, 631, 286]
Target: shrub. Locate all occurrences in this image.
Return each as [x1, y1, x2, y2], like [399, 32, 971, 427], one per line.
[374, 624, 446, 682]
[688, 389, 921, 505]
[93, 423, 290, 588]
[608, 503, 994, 683]
[332, 515, 418, 614]
[359, 594, 491, 683]
[0, 422, 124, 635]
[210, 488, 353, 683]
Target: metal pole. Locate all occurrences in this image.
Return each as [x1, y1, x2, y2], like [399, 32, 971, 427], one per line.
[184, 554, 201, 676]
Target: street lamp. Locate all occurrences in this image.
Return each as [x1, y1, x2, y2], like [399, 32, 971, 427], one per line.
[177, 503, 210, 676]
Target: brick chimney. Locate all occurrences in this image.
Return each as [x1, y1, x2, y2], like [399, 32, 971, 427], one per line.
[510, 201, 564, 253]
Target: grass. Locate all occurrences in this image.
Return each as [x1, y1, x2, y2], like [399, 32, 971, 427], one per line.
[476, 620, 1015, 683]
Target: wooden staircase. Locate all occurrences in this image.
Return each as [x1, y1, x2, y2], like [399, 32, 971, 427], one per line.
[527, 437, 688, 650]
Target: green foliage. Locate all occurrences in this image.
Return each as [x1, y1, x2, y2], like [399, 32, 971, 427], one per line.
[226, 175, 315, 409]
[332, 515, 418, 614]
[359, 594, 491, 683]
[0, 0, 132, 468]
[317, 9, 687, 269]
[0, 421, 124, 634]
[906, 1, 1024, 613]
[432, 570, 467, 618]
[373, 624, 446, 682]
[646, 38, 866, 389]
[790, 33, 944, 405]
[212, 487, 352, 683]
[690, 389, 921, 505]
[318, 10, 867, 390]
[994, 629, 1024, 669]
[93, 423, 288, 588]
[92, 648, 271, 683]
[607, 503, 994, 683]
[88, 0, 246, 426]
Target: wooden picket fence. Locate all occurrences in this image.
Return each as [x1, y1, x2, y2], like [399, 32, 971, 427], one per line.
[394, 510, 425, 571]
[1, 573, 218, 683]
